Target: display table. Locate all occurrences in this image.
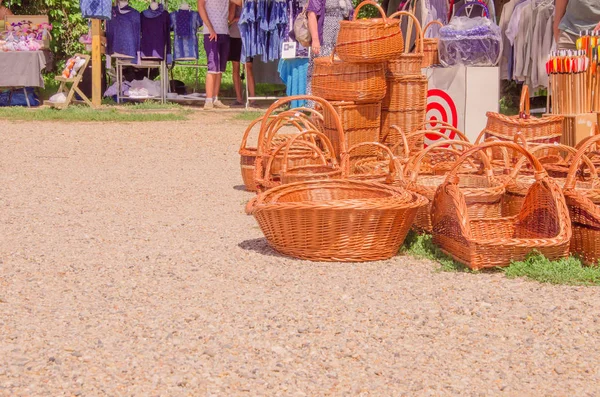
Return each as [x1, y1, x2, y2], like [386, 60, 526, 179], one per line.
[0, 51, 47, 88]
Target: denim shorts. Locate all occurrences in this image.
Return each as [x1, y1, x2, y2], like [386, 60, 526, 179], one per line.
[204, 34, 230, 73]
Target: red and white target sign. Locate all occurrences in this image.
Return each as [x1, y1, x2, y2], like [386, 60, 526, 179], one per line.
[425, 89, 459, 142]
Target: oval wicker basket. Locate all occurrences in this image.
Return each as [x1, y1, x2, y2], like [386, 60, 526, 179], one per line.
[431, 141, 572, 269]
[341, 142, 399, 184]
[336, 0, 404, 63]
[246, 179, 427, 262]
[312, 53, 386, 103]
[386, 11, 424, 77]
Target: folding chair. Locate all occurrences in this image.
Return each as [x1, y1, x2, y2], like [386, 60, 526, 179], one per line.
[45, 53, 94, 109]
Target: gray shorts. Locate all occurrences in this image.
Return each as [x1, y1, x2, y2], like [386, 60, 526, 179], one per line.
[557, 30, 578, 51]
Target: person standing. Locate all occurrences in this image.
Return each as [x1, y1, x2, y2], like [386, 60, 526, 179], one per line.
[228, 3, 255, 107]
[198, 0, 241, 110]
[306, 0, 353, 98]
[554, 0, 600, 50]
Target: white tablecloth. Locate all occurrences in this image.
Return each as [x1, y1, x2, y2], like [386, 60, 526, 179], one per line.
[0, 51, 47, 87]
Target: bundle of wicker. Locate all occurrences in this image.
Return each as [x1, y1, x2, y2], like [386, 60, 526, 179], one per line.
[431, 141, 572, 269]
[240, 111, 324, 191]
[563, 135, 600, 265]
[386, 11, 424, 77]
[254, 96, 347, 191]
[312, 51, 386, 103]
[264, 131, 342, 186]
[484, 85, 563, 161]
[246, 179, 427, 262]
[401, 140, 501, 233]
[420, 20, 443, 67]
[322, 101, 381, 157]
[336, 0, 404, 63]
[341, 142, 399, 184]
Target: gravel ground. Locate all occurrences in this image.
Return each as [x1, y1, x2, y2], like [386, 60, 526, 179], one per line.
[1, 112, 600, 396]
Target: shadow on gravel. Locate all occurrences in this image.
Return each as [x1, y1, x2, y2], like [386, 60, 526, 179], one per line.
[233, 185, 248, 192]
[238, 238, 287, 258]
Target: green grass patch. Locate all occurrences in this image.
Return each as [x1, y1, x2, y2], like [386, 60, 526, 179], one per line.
[401, 231, 472, 273]
[503, 252, 600, 286]
[234, 111, 264, 121]
[0, 105, 189, 122]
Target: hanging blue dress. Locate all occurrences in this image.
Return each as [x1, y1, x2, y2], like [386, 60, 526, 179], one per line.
[170, 10, 203, 60]
[80, 0, 112, 20]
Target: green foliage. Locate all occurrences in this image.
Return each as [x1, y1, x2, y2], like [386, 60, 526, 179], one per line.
[234, 111, 264, 121]
[400, 231, 472, 272]
[0, 104, 189, 122]
[503, 252, 600, 286]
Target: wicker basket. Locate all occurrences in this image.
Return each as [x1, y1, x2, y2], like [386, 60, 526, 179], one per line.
[264, 131, 342, 185]
[246, 179, 427, 262]
[312, 52, 386, 103]
[254, 96, 348, 191]
[341, 142, 399, 183]
[380, 75, 428, 146]
[421, 20, 443, 67]
[431, 141, 572, 269]
[336, 0, 404, 64]
[322, 101, 381, 157]
[240, 113, 323, 191]
[401, 140, 501, 234]
[563, 135, 600, 265]
[386, 11, 424, 77]
[484, 85, 564, 161]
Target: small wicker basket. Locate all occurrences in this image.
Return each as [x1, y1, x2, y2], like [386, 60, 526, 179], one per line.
[386, 11, 424, 77]
[336, 0, 404, 63]
[420, 20, 443, 67]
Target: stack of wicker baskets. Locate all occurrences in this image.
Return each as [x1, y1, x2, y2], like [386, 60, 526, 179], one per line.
[312, 0, 406, 156]
[380, 11, 428, 147]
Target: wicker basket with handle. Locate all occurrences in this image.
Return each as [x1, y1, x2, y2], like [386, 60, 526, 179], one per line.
[563, 135, 600, 265]
[400, 140, 501, 233]
[312, 50, 386, 103]
[484, 85, 564, 161]
[254, 96, 347, 191]
[240, 112, 323, 191]
[246, 179, 427, 262]
[386, 11, 424, 77]
[341, 142, 399, 184]
[431, 141, 572, 269]
[336, 0, 404, 64]
[264, 130, 342, 186]
[420, 20, 443, 67]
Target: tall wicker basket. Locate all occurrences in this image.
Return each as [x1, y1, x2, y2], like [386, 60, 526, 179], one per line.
[322, 101, 381, 157]
[421, 20, 443, 67]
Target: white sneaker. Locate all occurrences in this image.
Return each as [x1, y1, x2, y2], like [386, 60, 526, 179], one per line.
[204, 100, 214, 110]
[213, 100, 229, 109]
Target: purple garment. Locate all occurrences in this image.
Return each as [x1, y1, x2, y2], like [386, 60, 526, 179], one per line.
[106, 6, 141, 62]
[141, 6, 171, 60]
[175, 9, 191, 37]
[204, 34, 230, 73]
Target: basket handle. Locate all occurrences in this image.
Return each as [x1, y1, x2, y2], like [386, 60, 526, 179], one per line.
[423, 20, 443, 37]
[388, 11, 423, 53]
[481, 136, 511, 173]
[512, 143, 598, 185]
[341, 142, 398, 183]
[454, 1, 490, 18]
[240, 115, 272, 152]
[519, 85, 531, 119]
[292, 107, 325, 121]
[389, 125, 411, 159]
[263, 137, 328, 187]
[245, 196, 258, 215]
[565, 134, 600, 190]
[352, 0, 387, 21]
[423, 125, 470, 142]
[407, 137, 474, 182]
[281, 130, 337, 175]
[418, 119, 454, 131]
[446, 141, 547, 185]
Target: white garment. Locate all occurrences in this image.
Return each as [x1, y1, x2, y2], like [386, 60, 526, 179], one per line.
[498, 0, 518, 80]
[505, 0, 531, 46]
[202, 0, 229, 35]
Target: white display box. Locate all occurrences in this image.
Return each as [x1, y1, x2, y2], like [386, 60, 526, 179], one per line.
[422, 65, 500, 143]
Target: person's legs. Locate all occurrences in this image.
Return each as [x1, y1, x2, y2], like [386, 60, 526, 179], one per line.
[204, 34, 218, 109]
[227, 37, 244, 105]
[213, 34, 230, 109]
[232, 62, 243, 103]
[246, 60, 255, 106]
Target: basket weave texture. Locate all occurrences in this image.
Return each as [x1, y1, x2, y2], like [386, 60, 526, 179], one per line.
[247, 180, 427, 262]
[386, 11, 424, 77]
[322, 101, 381, 157]
[431, 142, 572, 269]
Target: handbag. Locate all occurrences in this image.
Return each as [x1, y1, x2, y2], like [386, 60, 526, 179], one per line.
[294, 4, 311, 48]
